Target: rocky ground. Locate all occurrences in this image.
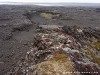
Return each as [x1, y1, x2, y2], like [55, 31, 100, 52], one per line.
[0, 5, 100, 75]
[6, 25, 100, 75]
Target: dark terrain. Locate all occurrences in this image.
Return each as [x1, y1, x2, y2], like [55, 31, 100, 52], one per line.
[0, 5, 100, 75]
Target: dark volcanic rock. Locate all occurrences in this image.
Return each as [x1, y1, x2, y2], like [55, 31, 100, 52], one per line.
[0, 5, 100, 75]
[0, 27, 13, 40]
[62, 26, 100, 42]
[12, 24, 32, 32]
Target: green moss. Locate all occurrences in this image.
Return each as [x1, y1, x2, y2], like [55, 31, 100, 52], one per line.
[40, 13, 53, 20]
[89, 40, 100, 51]
[86, 50, 100, 66]
[40, 13, 60, 20]
[93, 41, 100, 51]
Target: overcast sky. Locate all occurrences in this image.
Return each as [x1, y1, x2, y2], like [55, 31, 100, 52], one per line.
[0, 0, 100, 3]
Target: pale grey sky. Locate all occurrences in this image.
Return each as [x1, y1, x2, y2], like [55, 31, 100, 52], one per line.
[0, 0, 100, 3]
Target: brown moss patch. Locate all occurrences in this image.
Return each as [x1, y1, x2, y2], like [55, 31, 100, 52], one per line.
[49, 53, 68, 63]
[33, 53, 75, 75]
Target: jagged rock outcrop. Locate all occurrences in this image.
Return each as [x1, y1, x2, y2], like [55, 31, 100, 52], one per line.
[6, 25, 100, 75]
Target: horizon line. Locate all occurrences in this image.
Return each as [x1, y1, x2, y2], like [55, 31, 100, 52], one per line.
[0, 2, 100, 3]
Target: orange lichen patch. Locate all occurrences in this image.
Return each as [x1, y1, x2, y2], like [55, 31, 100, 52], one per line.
[33, 53, 75, 75]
